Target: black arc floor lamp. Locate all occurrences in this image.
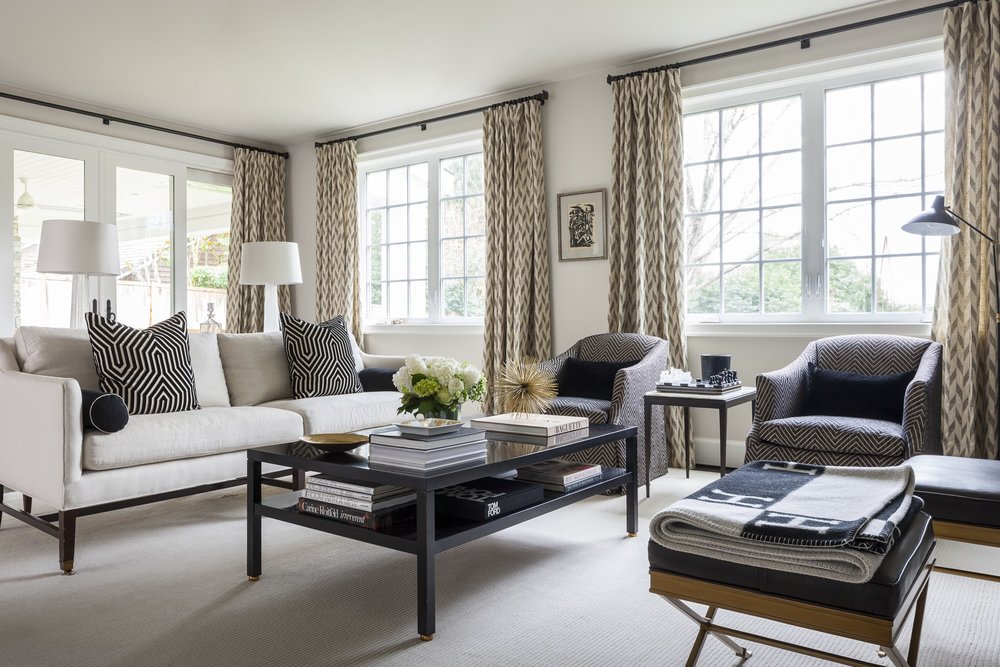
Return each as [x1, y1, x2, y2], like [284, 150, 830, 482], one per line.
[903, 194, 999, 459]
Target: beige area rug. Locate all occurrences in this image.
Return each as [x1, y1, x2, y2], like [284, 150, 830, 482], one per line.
[1, 470, 998, 667]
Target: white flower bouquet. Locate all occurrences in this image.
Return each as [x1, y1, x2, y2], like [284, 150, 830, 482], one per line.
[392, 355, 486, 419]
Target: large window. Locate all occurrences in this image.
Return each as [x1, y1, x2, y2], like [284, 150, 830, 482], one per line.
[361, 142, 484, 324]
[683, 65, 944, 322]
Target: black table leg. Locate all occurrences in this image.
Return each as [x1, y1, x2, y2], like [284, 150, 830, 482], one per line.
[719, 406, 728, 477]
[416, 490, 436, 641]
[247, 459, 262, 581]
[683, 407, 691, 479]
[644, 399, 652, 498]
[626, 434, 638, 537]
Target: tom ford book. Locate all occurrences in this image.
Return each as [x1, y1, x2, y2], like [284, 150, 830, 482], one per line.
[435, 477, 543, 521]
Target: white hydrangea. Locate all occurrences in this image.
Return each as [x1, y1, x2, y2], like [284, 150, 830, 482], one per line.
[392, 366, 413, 392]
[404, 354, 429, 375]
[461, 365, 481, 388]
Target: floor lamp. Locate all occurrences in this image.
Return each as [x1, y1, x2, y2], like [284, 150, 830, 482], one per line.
[239, 241, 302, 333]
[903, 195, 999, 458]
[36, 219, 120, 328]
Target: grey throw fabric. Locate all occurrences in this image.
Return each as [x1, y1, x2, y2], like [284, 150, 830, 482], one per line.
[933, 0, 1000, 459]
[482, 99, 552, 413]
[315, 141, 363, 346]
[609, 69, 688, 466]
[226, 148, 291, 333]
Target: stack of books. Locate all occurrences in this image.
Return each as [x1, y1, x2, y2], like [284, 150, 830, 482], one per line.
[297, 475, 416, 530]
[470, 413, 589, 439]
[514, 458, 604, 492]
[367, 426, 488, 471]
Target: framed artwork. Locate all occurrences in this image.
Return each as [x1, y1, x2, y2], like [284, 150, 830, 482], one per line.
[557, 189, 607, 261]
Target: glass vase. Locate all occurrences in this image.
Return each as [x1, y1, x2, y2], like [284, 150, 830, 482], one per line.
[425, 405, 461, 421]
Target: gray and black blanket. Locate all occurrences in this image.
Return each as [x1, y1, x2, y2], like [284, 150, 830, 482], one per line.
[649, 461, 920, 583]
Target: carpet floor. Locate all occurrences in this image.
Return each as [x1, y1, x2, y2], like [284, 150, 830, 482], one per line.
[1, 469, 998, 667]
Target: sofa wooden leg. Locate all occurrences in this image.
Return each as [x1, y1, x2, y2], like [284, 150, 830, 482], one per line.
[0, 483, 4, 527]
[58, 511, 76, 575]
[23, 494, 32, 514]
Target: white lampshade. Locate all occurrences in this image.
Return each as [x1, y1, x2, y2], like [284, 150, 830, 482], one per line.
[36, 219, 120, 276]
[239, 242, 303, 286]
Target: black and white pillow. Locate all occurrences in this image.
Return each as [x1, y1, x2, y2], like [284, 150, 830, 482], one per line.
[85, 311, 201, 415]
[280, 313, 362, 399]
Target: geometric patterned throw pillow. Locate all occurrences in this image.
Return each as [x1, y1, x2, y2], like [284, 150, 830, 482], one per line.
[279, 312, 362, 399]
[85, 311, 201, 415]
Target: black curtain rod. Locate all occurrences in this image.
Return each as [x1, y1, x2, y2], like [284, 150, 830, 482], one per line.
[0, 90, 289, 158]
[315, 90, 549, 147]
[607, 0, 969, 84]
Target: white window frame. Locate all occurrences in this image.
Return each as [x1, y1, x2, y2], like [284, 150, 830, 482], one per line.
[358, 132, 484, 332]
[0, 113, 232, 334]
[682, 47, 944, 335]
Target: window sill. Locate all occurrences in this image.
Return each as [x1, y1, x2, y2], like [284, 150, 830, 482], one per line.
[363, 323, 484, 336]
[685, 321, 932, 338]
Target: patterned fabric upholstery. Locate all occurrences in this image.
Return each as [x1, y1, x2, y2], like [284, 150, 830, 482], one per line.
[746, 334, 942, 467]
[541, 333, 668, 490]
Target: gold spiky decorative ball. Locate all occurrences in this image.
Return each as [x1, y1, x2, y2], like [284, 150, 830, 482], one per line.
[495, 358, 558, 414]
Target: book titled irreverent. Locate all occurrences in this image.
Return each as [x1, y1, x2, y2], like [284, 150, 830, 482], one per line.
[435, 476, 544, 521]
[298, 497, 416, 530]
[470, 413, 589, 437]
[514, 459, 603, 485]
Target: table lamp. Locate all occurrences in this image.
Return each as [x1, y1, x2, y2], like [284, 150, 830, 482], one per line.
[35, 219, 120, 328]
[239, 241, 302, 332]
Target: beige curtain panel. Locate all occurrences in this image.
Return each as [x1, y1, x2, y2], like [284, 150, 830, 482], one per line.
[226, 148, 291, 333]
[933, 0, 1000, 459]
[316, 141, 362, 344]
[609, 69, 689, 467]
[482, 99, 552, 414]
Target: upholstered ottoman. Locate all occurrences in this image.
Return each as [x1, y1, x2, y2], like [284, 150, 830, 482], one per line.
[648, 512, 935, 666]
[910, 454, 1000, 581]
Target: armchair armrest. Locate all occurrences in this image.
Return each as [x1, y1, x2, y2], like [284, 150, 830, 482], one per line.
[609, 340, 668, 425]
[902, 341, 942, 456]
[360, 352, 406, 371]
[753, 344, 814, 423]
[0, 371, 83, 510]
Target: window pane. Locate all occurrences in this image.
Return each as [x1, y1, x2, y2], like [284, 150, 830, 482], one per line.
[827, 201, 872, 258]
[369, 245, 383, 282]
[409, 281, 427, 318]
[408, 163, 428, 202]
[466, 195, 485, 235]
[761, 152, 801, 207]
[442, 278, 465, 317]
[388, 206, 407, 243]
[409, 203, 427, 241]
[369, 283, 386, 320]
[686, 214, 721, 265]
[826, 85, 871, 145]
[387, 244, 407, 281]
[723, 263, 759, 313]
[876, 255, 922, 313]
[923, 72, 944, 132]
[441, 199, 464, 237]
[924, 132, 944, 193]
[366, 171, 386, 208]
[686, 163, 720, 213]
[762, 207, 801, 260]
[369, 210, 385, 244]
[387, 167, 407, 206]
[828, 258, 872, 313]
[874, 76, 921, 138]
[721, 211, 759, 263]
[440, 158, 464, 198]
[761, 97, 801, 152]
[874, 136, 922, 197]
[465, 154, 484, 195]
[409, 242, 428, 279]
[466, 237, 486, 276]
[687, 265, 720, 314]
[116, 167, 173, 328]
[874, 196, 922, 255]
[925, 254, 939, 313]
[722, 157, 759, 210]
[186, 179, 231, 332]
[827, 143, 872, 200]
[441, 239, 464, 277]
[764, 262, 801, 313]
[722, 105, 759, 158]
[388, 281, 408, 318]
[684, 111, 720, 163]
[467, 277, 485, 317]
[13, 151, 85, 328]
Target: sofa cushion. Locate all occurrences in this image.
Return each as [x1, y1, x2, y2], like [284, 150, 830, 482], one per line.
[0, 337, 18, 372]
[359, 367, 397, 392]
[217, 331, 293, 406]
[803, 362, 913, 423]
[758, 415, 906, 458]
[86, 311, 200, 415]
[545, 396, 611, 423]
[188, 333, 230, 408]
[557, 357, 636, 401]
[82, 406, 303, 471]
[261, 392, 401, 435]
[280, 313, 362, 398]
[81, 390, 129, 433]
[14, 326, 100, 391]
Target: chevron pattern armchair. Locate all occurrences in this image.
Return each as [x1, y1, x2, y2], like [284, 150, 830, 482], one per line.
[745, 334, 942, 467]
[539, 333, 668, 486]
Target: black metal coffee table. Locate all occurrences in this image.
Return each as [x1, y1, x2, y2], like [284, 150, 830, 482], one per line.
[247, 423, 638, 640]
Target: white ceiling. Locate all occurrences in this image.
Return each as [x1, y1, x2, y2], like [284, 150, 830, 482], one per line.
[0, 0, 892, 146]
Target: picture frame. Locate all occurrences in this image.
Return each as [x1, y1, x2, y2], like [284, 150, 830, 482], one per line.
[557, 189, 607, 261]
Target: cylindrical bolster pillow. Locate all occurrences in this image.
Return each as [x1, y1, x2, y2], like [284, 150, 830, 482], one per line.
[81, 389, 130, 433]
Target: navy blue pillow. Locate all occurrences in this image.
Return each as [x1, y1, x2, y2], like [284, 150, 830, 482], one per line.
[556, 357, 640, 401]
[802, 362, 915, 423]
[358, 368, 397, 392]
[81, 389, 130, 433]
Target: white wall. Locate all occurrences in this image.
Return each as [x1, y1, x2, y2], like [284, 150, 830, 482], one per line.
[284, 0, 943, 466]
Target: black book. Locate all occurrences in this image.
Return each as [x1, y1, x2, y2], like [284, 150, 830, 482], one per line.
[435, 477, 544, 522]
[297, 497, 416, 530]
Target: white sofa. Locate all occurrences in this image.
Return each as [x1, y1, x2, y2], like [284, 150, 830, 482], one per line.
[0, 326, 405, 573]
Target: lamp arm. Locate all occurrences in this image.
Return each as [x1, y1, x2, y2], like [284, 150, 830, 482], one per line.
[947, 206, 998, 246]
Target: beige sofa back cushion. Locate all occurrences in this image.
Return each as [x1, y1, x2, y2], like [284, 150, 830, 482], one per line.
[0, 338, 19, 372]
[188, 334, 231, 407]
[217, 331, 293, 405]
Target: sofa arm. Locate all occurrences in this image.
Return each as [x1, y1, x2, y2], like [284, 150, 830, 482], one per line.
[360, 352, 407, 371]
[902, 341, 942, 457]
[754, 345, 813, 423]
[610, 340, 667, 426]
[0, 370, 83, 510]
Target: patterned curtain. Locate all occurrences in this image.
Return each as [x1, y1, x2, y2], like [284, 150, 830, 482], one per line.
[933, 0, 1000, 459]
[482, 99, 552, 413]
[315, 141, 362, 345]
[609, 69, 689, 466]
[226, 148, 291, 333]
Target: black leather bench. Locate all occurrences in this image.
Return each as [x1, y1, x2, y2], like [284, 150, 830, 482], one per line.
[648, 512, 935, 667]
[910, 454, 1000, 581]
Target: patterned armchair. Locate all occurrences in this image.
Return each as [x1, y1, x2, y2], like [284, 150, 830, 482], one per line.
[540, 333, 668, 485]
[745, 334, 942, 467]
